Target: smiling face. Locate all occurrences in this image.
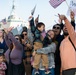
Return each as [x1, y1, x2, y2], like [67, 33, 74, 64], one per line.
[48, 30, 55, 39]
[38, 25, 45, 32]
[36, 22, 45, 32]
[53, 25, 61, 36]
[47, 30, 55, 39]
[22, 31, 27, 40]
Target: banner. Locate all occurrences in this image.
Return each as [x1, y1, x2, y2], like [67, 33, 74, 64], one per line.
[67, 0, 76, 16]
[49, 0, 65, 8]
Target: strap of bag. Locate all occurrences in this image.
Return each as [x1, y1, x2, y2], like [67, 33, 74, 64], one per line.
[68, 37, 76, 51]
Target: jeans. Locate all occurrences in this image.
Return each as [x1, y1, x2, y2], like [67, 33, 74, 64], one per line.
[32, 68, 55, 75]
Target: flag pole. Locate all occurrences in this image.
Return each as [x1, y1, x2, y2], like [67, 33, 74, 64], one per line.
[65, 0, 71, 11]
[65, 0, 69, 8]
[31, 5, 36, 16]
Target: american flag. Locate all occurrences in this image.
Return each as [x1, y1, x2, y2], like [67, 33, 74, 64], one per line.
[1, 18, 7, 25]
[49, 0, 65, 8]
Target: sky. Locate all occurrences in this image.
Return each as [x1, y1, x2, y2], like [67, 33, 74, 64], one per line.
[0, 0, 70, 30]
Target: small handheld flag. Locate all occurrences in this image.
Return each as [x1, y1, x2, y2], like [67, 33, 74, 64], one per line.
[49, 0, 65, 8]
[35, 15, 39, 24]
[1, 18, 7, 25]
[31, 5, 36, 16]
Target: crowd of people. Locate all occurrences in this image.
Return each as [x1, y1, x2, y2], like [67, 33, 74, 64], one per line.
[0, 11, 76, 75]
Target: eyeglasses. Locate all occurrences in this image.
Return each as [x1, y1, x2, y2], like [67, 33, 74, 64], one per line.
[53, 26, 60, 29]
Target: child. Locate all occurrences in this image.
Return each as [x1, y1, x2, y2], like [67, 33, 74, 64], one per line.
[0, 54, 7, 75]
[29, 17, 51, 75]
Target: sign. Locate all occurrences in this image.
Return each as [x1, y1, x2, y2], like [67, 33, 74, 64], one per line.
[67, 0, 76, 16]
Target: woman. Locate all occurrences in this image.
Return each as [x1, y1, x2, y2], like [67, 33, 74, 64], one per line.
[0, 29, 8, 55]
[32, 30, 57, 75]
[21, 30, 33, 75]
[4, 27, 25, 75]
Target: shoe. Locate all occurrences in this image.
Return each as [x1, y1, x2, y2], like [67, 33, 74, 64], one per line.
[34, 71, 39, 75]
[45, 70, 51, 74]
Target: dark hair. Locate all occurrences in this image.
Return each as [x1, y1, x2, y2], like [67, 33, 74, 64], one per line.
[0, 29, 5, 39]
[9, 43, 13, 51]
[47, 29, 55, 42]
[9, 35, 22, 50]
[21, 30, 27, 39]
[22, 26, 27, 32]
[15, 35, 22, 44]
[53, 24, 61, 29]
[21, 30, 27, 34]
[36, 22, 45, 28]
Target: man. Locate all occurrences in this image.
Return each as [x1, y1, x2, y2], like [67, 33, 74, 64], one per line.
[59, 14, 76, 75]
[62, 11, 75, 39]
[53, 11, 75, 75]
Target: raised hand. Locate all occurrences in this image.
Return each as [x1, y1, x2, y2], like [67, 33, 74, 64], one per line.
[4, 27, 14, 34]
[28, 16, 33, 20]
[7, 27, 14, 32]
[70, 11, 75, 20]
[35, 15, 39, 25]
[58, 14, 67, 20]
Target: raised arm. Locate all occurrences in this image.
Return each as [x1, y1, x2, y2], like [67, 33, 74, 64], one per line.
[27, 25, 34, 43]
[4, 34, 12, 47]
[7, 32, 23, 50]
[4, 27, 23, 50]
[70, 11, 75, 30]
[29, 16, 36, 34]
[59, 14, 76, 47]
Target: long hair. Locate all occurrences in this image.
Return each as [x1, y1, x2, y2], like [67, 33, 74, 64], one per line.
[47, 29, 58, 48]
[47, 30, 56, 42]
[9, 42, 13, 51]
[15, 35, 22, 44]
[9, 34, 22, 51]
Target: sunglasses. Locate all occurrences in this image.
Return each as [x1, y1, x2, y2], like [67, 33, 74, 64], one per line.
[53, 26, 60, 29]
[22, 34, 27, 36]
[15, 38, 19, 40]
